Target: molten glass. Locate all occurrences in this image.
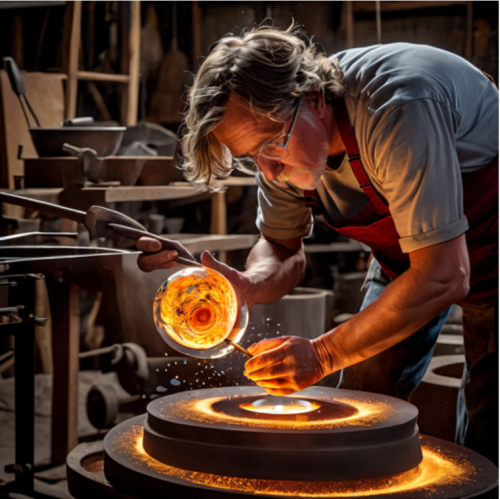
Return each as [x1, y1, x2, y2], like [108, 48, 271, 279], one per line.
[154, 267, 248, 358]
[240, 397, 321, 415]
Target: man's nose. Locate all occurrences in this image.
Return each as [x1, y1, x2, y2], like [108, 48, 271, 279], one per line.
[258, 157, 285, 181]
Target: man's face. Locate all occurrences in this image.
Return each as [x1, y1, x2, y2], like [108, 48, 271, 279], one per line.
[213, 96, 329, 190]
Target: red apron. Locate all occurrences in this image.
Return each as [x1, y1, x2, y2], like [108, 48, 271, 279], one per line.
[304, 98, 498, 304]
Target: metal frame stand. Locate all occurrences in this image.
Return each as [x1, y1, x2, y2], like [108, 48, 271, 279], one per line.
[0, 273, 46, 498]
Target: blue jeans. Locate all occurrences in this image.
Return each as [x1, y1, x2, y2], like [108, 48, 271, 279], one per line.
[337, 258, 451, 401]
[338, 259, 498, 465]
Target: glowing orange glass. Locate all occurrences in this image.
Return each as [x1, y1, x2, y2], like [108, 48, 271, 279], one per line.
[153, 267, 248, 358]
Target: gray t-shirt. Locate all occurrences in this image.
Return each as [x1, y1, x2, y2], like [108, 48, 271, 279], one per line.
[256, 43, 498, 253]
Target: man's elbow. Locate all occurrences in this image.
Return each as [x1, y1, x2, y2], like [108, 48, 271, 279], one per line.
[447, 265, 470, 303]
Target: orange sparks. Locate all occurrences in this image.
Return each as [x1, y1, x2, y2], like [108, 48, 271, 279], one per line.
[113, 425, 476, 497]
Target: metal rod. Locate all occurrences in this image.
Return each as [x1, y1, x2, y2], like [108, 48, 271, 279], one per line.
[0, 192, 87, 225]
[109, 223, 201, 266]
[225, 338, 253, 358]
[14, 321, 35, 494]
[79, 345, 114, 359]
[22, 94, 41, 128]
[0, 232, 78, 243]
[18, 97, 31, 129]
[0, 305, 24, 315]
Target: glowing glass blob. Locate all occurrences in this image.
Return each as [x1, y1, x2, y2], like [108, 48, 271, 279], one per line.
[240, 397, 321, 415]
[154, 267, 248, 359]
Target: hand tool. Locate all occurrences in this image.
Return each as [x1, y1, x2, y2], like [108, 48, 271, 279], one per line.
[108, 223, 202, 267]
[0, 191, 145, 239]
[0, 191, 203, 269]
[3, 56, 40, 128]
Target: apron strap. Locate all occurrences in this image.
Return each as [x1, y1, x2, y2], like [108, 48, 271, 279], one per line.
[332, 99, 390, 216]
[304, 189, 327, 216]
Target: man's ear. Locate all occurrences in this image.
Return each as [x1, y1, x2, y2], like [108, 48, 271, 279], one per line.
[306, 91, 327, 120]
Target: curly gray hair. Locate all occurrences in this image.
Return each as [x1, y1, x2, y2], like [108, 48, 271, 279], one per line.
[181, 23, 346, 189]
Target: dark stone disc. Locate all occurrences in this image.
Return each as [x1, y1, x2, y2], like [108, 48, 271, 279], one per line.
[142, 386, 424, 480]
[101, 414, 498, 499]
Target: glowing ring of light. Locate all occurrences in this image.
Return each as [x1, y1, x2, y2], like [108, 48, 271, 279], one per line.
[110, 425, 482, 498]
[240, 397, 321, 415]
[166, 396, 395, 430]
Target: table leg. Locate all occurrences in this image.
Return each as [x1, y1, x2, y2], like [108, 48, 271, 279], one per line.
[47, 275, 80, 464]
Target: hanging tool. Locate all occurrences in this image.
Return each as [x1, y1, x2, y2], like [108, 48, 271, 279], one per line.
[0, 192, 201, 267]
[0, 191, 145, 240]
[3, 57, 41, 128]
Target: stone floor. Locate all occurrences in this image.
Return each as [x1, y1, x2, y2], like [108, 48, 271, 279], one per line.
[0, 370, 124, 498]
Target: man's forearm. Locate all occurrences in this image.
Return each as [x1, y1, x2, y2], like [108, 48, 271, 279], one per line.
[314, 238, 470, 375]
[244, 237, 306, 306]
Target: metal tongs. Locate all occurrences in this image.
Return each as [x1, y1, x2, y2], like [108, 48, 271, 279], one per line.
[0, 192, 200, 267]
[109, 224, 201, 267]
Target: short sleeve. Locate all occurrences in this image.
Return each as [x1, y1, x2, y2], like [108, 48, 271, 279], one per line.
[369, 99, 469, 253]
[255, 173, 314, 240]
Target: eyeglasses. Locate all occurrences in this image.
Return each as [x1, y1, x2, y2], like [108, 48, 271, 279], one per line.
[232, 97, 302, 175]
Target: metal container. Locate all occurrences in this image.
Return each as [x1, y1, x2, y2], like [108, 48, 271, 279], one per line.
[29, 127, 126, 157]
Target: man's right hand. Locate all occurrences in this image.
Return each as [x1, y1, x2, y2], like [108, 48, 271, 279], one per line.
[137, 237, 179, 271]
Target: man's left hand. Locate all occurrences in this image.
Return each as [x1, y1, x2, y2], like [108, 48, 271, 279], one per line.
[244, 336, 326, 395]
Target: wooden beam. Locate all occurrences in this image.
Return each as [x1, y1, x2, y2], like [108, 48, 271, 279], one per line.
[35, 279, 53, 375]
[376, 1, 382, 45]
[464, 1, 473, 61]
[346, 1, 354, 49]
[122, 1, 141, 126]
[76, 71, 130, 83]
[192, 1, 202, 71]
[11, 16, 24, 69]
[65, 1, 82, 120]
[48, 275, 80, 464]
[352, 1, 467, 12]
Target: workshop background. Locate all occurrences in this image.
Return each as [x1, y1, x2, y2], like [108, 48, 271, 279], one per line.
[0, 2, 497, 498]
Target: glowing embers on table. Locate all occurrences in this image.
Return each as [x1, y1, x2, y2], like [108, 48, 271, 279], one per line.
[153, 266, 248, 358]
[240, 396, 321, 415]
[97, 387, 498, 498]
[104, 422, 494, 498]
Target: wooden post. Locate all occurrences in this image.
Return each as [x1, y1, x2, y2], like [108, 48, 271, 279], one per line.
[192, 1, 202, 71]
[35, 279, 53, 375]
[122, 1, 141, 126]
[65, 1, 82, 120]
[210, 191, 227, 263]
[464, 1, 473, 61]
[47, 275, 80, 464]
[375, 1, 382, 45]
[345, 1, 354, 49]
[11, 16, 24, 69]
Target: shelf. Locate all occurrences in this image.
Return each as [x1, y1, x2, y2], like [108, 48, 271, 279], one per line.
[2, 185, 203, 212]
[76, 71, 131, 84]
[352, 1, 468, 13]
[167, 233, 259, 254]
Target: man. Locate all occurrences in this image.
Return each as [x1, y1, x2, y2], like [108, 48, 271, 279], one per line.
[138, 25, 498, 463]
